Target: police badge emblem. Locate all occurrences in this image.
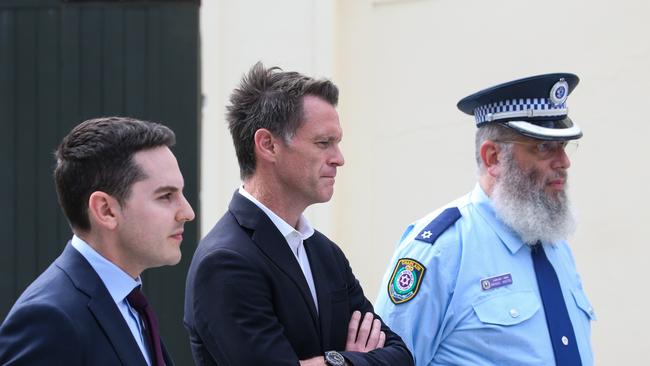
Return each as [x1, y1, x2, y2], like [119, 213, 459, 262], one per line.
[549, 78, 569, 105]
[388, 258, 426, 304]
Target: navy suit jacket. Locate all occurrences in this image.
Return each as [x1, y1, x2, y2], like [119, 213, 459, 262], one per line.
[184, 192, 413, 366]
[0, 244, 174, 366]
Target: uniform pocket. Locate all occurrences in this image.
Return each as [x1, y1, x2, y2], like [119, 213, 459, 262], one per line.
[571, 287, 596, 320]
[472, 290, 541, 326]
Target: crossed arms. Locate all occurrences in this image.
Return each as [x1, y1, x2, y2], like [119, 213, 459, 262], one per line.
[186, 243, 413, 366]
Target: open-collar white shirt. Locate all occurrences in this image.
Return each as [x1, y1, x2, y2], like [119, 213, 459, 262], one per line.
[239, 186, 319, 312]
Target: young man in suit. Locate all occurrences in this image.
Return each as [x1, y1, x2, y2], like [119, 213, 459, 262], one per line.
[184, 63, 413, 366]
[0, 117, 195, 365]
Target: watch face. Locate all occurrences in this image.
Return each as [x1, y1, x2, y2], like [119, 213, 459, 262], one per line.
[325, 351, 345, 366]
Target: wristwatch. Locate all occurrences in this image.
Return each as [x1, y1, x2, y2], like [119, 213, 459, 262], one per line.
[324, 350, 346, 366]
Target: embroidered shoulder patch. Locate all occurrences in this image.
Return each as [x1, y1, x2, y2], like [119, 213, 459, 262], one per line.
[388, 258, 426, 304]
[415, 207, 461, 244]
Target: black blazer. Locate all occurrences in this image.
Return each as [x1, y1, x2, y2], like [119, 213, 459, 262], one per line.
[0, 244, 174, 366]
[184, 192, 413, 366]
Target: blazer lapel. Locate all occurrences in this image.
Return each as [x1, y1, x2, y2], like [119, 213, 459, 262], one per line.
[57, 244, 148, 366]
[229, 192, 320, 331]
[304, 236, 334, 350]
[162, 341, 175, 366]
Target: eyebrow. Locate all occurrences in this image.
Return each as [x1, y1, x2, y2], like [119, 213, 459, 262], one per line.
[315, 135, 342, 142]
[153, 186, 181, 194]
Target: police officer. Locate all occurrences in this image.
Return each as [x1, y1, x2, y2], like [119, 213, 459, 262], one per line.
[375, 73, 595, 365]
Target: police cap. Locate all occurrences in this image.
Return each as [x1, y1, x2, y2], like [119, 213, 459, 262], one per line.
[457, 73, 582, 141]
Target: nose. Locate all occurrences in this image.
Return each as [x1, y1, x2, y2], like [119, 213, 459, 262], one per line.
[177, 194, 196, 222]
[330, 143, 345, 167]
[551, 147, 571, 170]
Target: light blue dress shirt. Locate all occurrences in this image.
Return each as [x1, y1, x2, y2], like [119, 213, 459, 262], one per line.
[71, 235, 152, 366]
[375, 184, 595, 366]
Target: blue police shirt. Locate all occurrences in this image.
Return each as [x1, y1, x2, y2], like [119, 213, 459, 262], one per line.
[375, 184, 595, 366]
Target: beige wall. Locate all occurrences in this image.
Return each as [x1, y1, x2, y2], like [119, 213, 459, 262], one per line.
[202, 0, 650, 364]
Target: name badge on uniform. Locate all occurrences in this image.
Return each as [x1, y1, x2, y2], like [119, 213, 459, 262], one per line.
[480, 273, 512, 291]
[388, 258, 426, 304]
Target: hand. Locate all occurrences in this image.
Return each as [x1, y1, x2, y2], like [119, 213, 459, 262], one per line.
[345, 310, 386, 352]
[299, 356, 327, 366]
[299, 356, 351, 366]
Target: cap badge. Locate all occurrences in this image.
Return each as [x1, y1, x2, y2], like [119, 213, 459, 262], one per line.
[549, 78, 569, 105]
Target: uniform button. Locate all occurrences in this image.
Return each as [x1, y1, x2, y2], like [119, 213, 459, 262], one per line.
[509, 308, 519, 318]
[561, 336, 569, 346]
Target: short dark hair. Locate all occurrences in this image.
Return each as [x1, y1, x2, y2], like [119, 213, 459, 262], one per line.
[54, 116, 176, 231]
[226, 62, 339, 179]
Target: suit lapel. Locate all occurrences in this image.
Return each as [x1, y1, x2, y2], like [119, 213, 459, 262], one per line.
[304, 236, 334, 350]
[229, 192, 320, 331]
[57, 244, 148, 366]
[87, 298, 148, 366]
[162, 341, 175, 366]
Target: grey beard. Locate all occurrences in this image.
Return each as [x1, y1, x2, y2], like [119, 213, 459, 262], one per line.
[491, 154, 576, 245]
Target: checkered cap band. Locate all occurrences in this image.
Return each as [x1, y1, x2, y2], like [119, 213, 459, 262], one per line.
[474, 98, 567, 124]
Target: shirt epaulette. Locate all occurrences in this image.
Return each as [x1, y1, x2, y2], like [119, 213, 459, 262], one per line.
[414, 207, 461, 244]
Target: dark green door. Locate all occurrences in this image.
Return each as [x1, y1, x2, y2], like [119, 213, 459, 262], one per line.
[0, 0, 200, 364]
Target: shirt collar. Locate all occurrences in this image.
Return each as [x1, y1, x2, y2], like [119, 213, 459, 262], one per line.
[71, 235, 141, 303]
[471, 184, 526, 254]
[238, 186, 315, 243]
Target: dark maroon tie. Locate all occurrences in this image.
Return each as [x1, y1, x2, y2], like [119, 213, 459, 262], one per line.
[127, 286, 166, 366]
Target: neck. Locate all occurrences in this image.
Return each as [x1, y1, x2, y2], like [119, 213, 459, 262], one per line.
[479, 173, 495, 197]
[243, 177, 305, 228]
[75, 230, 141, 279]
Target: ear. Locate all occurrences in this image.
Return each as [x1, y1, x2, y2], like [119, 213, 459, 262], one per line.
[480, 140, 502, 178]
[253, 128, 279, 163]
[87, 191, 120, 230]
